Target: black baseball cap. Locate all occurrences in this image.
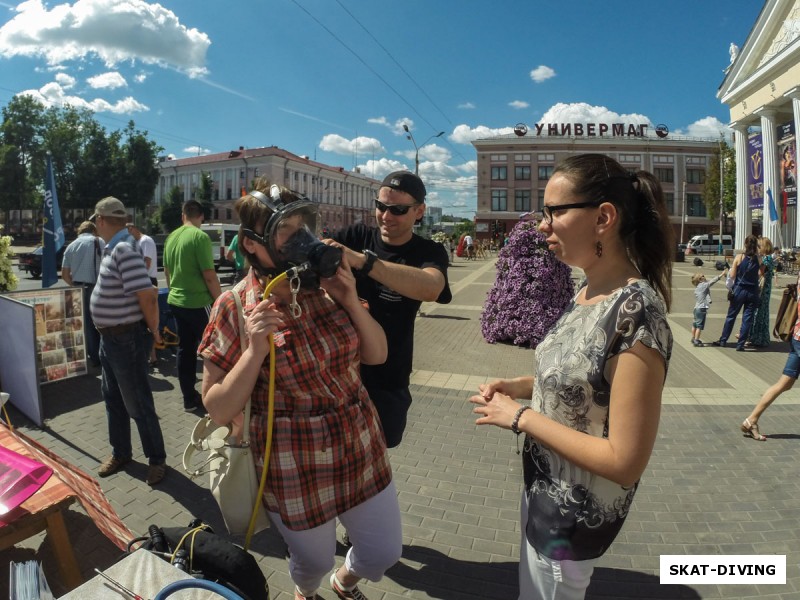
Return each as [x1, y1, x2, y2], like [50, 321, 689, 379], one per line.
[381, 171, 426, 204]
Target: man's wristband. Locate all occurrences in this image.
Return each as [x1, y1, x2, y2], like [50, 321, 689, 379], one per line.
[511, 406, 531, 435]
[361, 249, 378, 276]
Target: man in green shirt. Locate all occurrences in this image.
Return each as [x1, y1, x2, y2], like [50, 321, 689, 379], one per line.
[163, 200, 221, 411]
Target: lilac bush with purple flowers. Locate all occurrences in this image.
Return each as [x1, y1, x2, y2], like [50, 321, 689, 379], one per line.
[480, 220, 574, 347]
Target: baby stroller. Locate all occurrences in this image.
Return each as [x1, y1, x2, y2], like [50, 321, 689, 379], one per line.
[155, 288, 180, 353]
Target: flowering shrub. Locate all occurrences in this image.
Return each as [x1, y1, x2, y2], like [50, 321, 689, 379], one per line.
[480, 220, 573, 347]
[431, 231, 448, 244]
[0, 226, 18, 293]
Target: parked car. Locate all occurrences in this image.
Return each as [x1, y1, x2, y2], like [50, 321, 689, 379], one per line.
[199, 223, 239, 271]
[18, 245, 66, 279]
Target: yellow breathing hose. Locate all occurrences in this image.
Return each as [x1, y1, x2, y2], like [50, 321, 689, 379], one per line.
[243, 269, 287, 549]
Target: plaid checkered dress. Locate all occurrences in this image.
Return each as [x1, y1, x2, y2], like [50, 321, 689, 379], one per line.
[199, 271, 392, 530]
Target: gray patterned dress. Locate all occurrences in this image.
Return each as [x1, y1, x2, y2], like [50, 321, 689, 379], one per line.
[522, 280, 672, 561]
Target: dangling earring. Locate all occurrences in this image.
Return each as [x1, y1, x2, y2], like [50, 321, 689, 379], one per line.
[595, 241, 603, 258]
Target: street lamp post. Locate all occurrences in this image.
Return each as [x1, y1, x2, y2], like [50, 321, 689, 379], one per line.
[718, 138, 725, 255]
[402, 125, 444, 175]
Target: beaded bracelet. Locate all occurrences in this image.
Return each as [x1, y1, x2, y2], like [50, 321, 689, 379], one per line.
[511, 405, 531, 435]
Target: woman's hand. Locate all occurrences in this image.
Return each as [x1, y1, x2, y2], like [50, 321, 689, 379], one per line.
[245, 300, 285, 357]
[320, 249, 360, 310]
[469, 388, 523, 430]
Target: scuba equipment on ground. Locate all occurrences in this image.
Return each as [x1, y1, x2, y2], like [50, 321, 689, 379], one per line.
[131, 520, 269, 600]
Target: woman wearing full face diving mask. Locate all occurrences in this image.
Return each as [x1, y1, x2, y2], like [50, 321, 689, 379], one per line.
[198, 180, 402, 600]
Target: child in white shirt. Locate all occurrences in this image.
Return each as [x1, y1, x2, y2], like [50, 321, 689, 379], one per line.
[691, 269, 728, 346]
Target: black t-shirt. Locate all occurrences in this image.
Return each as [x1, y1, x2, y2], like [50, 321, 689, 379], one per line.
[335, 224, 451, 389]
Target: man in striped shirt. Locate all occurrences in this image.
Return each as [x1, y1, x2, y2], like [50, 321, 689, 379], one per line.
[90, 196, 167, 486]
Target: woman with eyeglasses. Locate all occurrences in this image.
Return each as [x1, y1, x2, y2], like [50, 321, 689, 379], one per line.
[199, 179, 402, 600]
[469, 154, 673, 599]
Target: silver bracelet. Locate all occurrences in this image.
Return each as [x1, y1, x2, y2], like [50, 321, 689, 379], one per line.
[511, 406, 531, 435]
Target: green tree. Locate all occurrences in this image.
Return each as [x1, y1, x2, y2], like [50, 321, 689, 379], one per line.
[117, 121, 162, 211]
[0, 96, 46, 224]
[158, 185, 184, 232]
[704, 140, 736, 223]
[196, 171, 214, 220]
[41, 105, 95, 209]
[453, 219, 475, 238]
[74, 122, 122, 207]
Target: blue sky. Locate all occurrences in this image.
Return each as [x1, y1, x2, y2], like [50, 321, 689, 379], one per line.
[0, 0, 763, 216]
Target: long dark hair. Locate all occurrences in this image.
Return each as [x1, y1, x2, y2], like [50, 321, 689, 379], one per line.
[553, 153, 674, 310]
[743, 234, 759, 257]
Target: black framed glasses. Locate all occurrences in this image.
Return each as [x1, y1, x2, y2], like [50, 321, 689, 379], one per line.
[542, 201, 601, 224]
[375, 198, 419, 216]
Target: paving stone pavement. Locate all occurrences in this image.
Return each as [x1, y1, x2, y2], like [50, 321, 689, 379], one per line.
[2, 253, 799, 599]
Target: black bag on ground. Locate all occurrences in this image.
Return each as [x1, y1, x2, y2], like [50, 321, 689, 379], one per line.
[132, 521, 269, 600]
[715, 260, 728, 271]
[693, 257, 704, 267]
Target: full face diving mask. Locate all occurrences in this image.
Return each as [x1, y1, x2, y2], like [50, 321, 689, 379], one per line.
[242, 185, 342, 282]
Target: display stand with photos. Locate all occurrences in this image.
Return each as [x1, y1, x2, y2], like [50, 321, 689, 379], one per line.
[0, 287, 88, 425]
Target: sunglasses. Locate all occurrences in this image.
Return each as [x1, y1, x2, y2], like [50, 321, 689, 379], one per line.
[541, 201, 601, 224]
[375, 198, 419, 216]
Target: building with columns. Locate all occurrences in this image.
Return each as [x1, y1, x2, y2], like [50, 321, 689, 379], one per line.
[472, 134, 721, 245]
[154, 146, 382, 234]
[718, 0, 800, 251]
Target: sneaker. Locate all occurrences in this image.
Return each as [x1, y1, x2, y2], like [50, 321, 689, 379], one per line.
[330, 573, 368, 600]
[146, 463, 167, 485]
[691, 339, 700, 347]
[98, 455, 131, 477]
[294, 588, 323, 600]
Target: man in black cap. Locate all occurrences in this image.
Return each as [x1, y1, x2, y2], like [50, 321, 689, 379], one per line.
[332, 171, 451, 448]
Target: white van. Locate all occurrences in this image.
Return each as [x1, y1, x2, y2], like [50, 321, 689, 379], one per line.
[687, 234, 733, 255]
[200, 223, 240, 271]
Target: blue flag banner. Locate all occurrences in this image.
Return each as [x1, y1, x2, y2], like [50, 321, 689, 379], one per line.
[767, 188, 779, 223]
[42, 154, 65, 288]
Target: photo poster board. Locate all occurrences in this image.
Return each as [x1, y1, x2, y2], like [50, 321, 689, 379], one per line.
[0, 295, 43, 425]
[778, 121, 797, 207]
[7, 287, 88, 386]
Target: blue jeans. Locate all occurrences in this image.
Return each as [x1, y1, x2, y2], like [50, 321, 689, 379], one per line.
[99, 324, 166, 464]
[719, 285, 760, 349]
[170, 305, 210, 406]
[81, 284, 100, 364]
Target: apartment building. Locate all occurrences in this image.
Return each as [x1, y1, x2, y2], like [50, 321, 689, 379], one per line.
[155, 146, 382, 234]
[472, 132, 721, 244]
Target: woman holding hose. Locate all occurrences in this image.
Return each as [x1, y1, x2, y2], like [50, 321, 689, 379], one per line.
[199, 180, 401, 600]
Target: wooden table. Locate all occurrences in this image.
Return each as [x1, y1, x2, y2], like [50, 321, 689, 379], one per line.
[0, 430, 82, 589]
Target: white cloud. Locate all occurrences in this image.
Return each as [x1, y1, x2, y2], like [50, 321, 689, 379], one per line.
[18, 80, 148, 114]
[0, 0, 210, 76]
[183, 145, 210, 155]
[675, 116, 730, 139]
[357, 157, 409, 181]
[54, 72, 75, 89]
[530, 65, 556, 83]
[319, 134, 385, 156]
[451, 123, 515, 144]
[87, 71, 127, 89]
[538, 102, 650, 128]
[369, 116, 414, 135]
[509, 100, 529, 109]
[134, 71, 147, 83]
[458, 102, 475, 109]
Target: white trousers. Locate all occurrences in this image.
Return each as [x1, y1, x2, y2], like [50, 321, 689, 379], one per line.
[269, 480, 402, 594]
[519, 490, 597, 600]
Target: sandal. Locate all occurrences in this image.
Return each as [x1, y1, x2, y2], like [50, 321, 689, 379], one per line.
[741, 418, 766, 441]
